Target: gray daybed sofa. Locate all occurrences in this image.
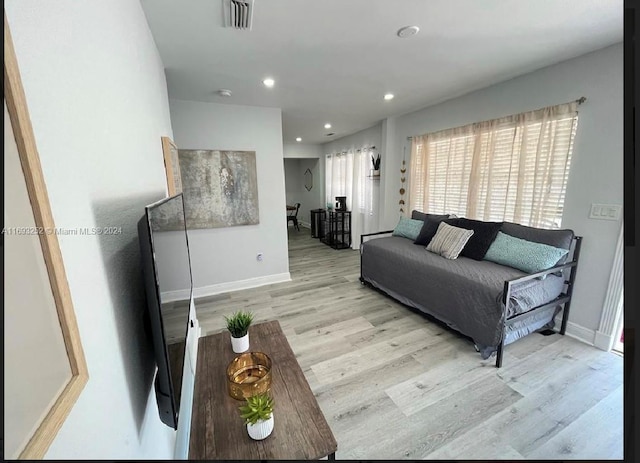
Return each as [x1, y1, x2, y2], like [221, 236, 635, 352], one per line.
[359, 211, 582, 367]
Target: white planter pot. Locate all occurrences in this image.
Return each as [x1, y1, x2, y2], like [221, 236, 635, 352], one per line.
[231, 333, 249, 353]
[247, 415, 274, 440]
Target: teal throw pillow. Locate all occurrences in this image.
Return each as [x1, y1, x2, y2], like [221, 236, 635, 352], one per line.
[392, 216, 424, 241]
[484, 231, 569, 274]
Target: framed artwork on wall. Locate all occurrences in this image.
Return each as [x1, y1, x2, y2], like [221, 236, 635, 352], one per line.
[178, 149, 260, 228]
[162, 136, 182, 196]
[4, 12, 88, 459]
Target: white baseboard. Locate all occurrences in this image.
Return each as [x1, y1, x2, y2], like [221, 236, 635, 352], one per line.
[564, 321, 596, 346]
[594, 330, 615, 352]
[193, 272, 291, 298]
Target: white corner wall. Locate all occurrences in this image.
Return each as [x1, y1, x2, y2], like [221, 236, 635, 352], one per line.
[284, 158, 302, 206]
[386, 43, 623, 341]
[283, 143, 324, 159]
[169, 99, 290, 295]
[283, 144, 325, 222]
[5, 0, 178, 459]
[283, 158, 322, 227]
[297, 158, 322, 226]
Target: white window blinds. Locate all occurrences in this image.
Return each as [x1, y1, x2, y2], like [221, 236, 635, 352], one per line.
[409, 102, 579, 228]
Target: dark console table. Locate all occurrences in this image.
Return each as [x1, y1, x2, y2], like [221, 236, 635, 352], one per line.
[320, 210, 351, 249]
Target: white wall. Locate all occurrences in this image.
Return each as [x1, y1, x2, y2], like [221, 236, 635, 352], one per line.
[169, 99, 290, 294]
[323, 123, 383, 164]
[283, 143, 325, 219]
[298, 158, 322, 226]
[5, 0, 178, 459]
[385, 43, 623, 340]
[284, 158, 302, 206]
[283, 143, 323, 159]
[283, 158, 322, 227]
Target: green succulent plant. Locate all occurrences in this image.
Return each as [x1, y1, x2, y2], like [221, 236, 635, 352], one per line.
[224, 310, 254, 338]
[239, 393, 274, 425]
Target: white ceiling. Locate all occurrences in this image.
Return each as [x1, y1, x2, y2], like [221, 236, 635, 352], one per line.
[140, 0, 622, 145]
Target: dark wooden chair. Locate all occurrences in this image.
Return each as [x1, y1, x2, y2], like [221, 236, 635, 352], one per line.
[287, 203, 301, 231]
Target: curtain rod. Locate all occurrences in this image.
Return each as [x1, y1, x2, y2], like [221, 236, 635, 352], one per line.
[406, 96, 586, 140]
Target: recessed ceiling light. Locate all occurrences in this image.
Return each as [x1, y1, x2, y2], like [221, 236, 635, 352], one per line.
[324, 123, 332, 129]
[296, 137, 302, 142]
[262, 78, 275, 88]
[397, 25, 420, 38]
[217, 89, 232, 97]
[384, 93, 395, 100]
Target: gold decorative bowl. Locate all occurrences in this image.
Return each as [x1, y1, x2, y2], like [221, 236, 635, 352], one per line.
[226, 351, 272, 400]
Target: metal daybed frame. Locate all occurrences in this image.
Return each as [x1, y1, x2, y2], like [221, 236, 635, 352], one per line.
[359, 231, 583, 368]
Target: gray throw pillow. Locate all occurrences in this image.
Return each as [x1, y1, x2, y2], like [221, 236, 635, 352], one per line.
[426, 222, 474, 259]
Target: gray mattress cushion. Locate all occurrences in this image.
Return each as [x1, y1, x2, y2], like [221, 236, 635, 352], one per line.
[361, 236, 564, 356]
[497, 222, 574, 250]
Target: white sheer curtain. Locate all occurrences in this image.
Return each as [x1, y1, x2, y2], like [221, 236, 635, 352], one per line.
[409, 101, 579, 228]
[325, 147, 378, 248]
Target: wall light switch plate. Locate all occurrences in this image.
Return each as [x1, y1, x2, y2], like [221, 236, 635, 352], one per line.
[589, 203, 622, 221]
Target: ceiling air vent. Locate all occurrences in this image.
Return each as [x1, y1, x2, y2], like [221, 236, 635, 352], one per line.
[223, 0, 254, 30]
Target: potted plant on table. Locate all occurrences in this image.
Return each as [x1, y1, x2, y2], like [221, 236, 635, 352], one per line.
[225, 310, 254, 353]
[239, 393, 274, 440]
[371, 153, 381, 176]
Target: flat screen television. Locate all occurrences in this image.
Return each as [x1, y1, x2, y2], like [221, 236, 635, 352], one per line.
[138, 193, 193, 429]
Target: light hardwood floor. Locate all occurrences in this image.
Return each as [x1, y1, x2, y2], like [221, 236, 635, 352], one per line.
[194, 227, 624, 460]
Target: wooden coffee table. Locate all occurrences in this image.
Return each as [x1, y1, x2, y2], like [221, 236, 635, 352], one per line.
[189, 320, 337, 460]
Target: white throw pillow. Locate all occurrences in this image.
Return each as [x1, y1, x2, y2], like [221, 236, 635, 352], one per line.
[426, 221, 474, 259]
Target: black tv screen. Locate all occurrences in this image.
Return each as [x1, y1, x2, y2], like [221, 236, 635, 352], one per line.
[138, 193, 193, 429]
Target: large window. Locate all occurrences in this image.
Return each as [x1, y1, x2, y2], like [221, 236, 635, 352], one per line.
[409, 101, 579, 229]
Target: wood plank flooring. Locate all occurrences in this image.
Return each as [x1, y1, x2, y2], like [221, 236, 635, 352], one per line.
[193, 227, 624, 460]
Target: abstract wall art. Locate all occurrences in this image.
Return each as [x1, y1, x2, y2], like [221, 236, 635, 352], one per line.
[178, 149, 260, 229]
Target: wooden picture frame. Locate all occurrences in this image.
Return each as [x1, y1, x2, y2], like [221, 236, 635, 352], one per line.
[162, 136, 182, 195]
[4, 11, 88, 459]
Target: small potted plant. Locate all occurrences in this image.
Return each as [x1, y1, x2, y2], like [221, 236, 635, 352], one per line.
[371, 153, 381, 176]
[225, 310, 254, 353]
[239, 393, 274, 440]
